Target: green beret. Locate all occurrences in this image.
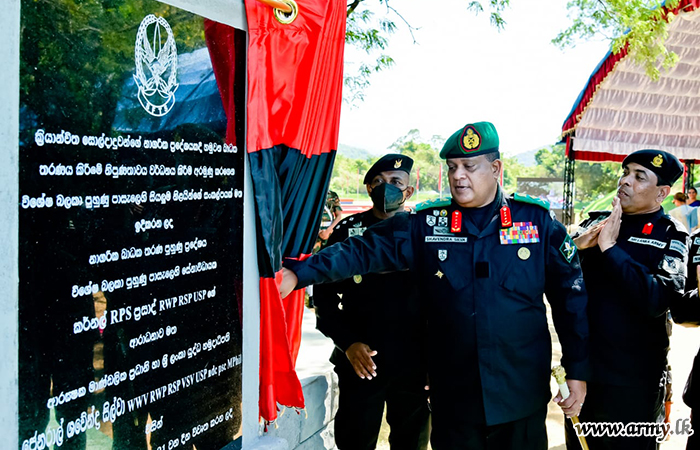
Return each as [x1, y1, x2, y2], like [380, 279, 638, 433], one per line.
[622, 149, 683, 186]
[440, 121, 499, 159]
[363, 154, 414, 184]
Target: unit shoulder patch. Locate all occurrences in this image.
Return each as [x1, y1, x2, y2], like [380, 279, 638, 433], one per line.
[416, 197, 452, 212]
[513, 193, 550, 211]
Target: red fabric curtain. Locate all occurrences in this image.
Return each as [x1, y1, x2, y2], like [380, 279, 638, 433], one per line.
[207, 0, 346, 424]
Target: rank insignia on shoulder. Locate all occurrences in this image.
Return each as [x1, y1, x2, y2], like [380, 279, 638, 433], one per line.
[559, 235, 577, 263]
[499, 222, 540, 245]
[513, 193, 550, 210]
[416, 197, 452, 212]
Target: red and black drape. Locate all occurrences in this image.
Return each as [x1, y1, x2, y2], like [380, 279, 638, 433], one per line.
[205, 0, 346, 423]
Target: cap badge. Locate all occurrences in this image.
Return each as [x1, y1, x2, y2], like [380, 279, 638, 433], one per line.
[460, 126, 481, 153]
[394, 159, 403, 169]
[652, 154, 663, 168]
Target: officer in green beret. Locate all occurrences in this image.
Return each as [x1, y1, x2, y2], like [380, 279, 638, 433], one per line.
[314, 154, 430, 449]
[280, 121, 589, 449]
[571, 149, 687, 449]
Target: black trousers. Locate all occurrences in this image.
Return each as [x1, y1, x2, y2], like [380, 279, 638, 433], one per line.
[565, 382, 665, 450]
[429, 404, 548, 450]
[334, 366, 430, 450]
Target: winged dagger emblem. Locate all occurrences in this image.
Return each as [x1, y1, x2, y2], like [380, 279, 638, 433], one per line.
[134, 15, 179, 117]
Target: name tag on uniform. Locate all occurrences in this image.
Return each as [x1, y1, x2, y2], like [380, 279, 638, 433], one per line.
[425, 236, 468, 243]
[628, 237, 666, 249]
[499, 222, 540, 245]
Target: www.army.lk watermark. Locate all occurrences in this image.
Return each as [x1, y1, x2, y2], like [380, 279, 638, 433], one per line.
[573, 419, 694, 443]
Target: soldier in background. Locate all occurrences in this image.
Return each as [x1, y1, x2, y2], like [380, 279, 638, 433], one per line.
[570, 149, 687, 449]
[315, 153, 429, 449]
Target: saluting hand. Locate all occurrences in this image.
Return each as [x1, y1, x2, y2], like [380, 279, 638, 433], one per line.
[553, 379, 587, 418]
[345, 342, 378, 380]
[279, 268, 298, 298]
[598, 197, 622, 252]
[573, 220, 606, 250]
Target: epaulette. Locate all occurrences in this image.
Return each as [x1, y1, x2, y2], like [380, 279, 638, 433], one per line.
[662, 213, 689, 234]
[416, 197, 452, 212]
[512, 193, 550, 210]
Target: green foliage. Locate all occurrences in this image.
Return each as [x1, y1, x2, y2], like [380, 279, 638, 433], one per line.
[502, 144, 620, 204]
[466, 0, 510, 30]
[553, 0, 682, 81]
[331, 129, 447, 196]
[20, 0, 205, 135]
[389, 129, 445, 194]
[328, 153, 374, 196]
[344, 1, 397, 103]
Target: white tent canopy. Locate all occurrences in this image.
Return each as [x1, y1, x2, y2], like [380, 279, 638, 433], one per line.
[563, 2, 700, 162]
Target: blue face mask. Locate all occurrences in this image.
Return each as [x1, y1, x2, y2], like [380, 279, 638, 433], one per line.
[370, 183, 406, 213]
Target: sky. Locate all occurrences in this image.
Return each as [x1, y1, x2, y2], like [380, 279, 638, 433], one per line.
[337, 0, 612, 157]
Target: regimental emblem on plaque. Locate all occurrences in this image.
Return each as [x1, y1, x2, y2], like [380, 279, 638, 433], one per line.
[134, 15, 179, 117]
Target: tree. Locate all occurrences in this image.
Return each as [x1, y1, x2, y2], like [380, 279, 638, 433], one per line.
[530, 144, 620, 203]
[20, 0, 205, 136]
[389, 129, 444, 194]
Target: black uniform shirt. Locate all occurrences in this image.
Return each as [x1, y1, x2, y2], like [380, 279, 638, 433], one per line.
[580, 208, 687, 387]
[313, 209, 427, 376]
[670, 228, 700, 408]
[287, 187, 589, 426]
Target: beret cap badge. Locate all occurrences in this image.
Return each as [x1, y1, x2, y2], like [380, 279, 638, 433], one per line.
[652, 154, 664, 168]
[394, 159, 403, 169]
[461, 127, 481, 153]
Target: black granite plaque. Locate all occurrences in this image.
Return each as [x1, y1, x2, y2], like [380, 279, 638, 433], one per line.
[18, 2, 245, 449]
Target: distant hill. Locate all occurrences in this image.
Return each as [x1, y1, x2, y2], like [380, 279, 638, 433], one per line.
[337, 143, 375, 160]
[511, 148, 538, 166]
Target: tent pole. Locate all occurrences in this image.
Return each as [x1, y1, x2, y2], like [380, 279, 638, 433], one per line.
[685, 162, 695, 192]
[563, 136, 576, 228]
